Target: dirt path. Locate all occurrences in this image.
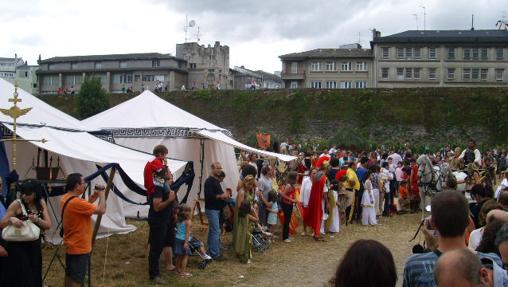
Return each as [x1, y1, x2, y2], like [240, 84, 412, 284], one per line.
[43, 213, 421, 286]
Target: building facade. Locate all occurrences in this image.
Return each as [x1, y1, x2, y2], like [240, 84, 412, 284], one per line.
[15, 64, 39, 94]
[37, 53, 188, 94]
[176, 41, 232, 90]
[371, 29, 508, 88]
[231, 66, 282, 89]
[279, 46, 374, 89]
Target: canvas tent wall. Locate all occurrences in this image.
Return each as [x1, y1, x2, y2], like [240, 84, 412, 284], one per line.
[81, 91, 296, 216]
[0, 79, 187, 243]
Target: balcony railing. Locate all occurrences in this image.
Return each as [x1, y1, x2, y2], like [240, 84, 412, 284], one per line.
[281, 70, 305, 80]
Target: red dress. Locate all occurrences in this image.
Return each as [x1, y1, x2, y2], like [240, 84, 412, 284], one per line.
[410, 165, 420, 199]
[304, 175, 327, 237]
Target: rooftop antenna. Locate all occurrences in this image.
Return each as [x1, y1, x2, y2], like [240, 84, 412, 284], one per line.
[471, 14, 475, 31]
[184, 15, 196, 42]
[419, 5, 426, 30]
[413, 13, 419, 30]
[195, 26, 201, 42]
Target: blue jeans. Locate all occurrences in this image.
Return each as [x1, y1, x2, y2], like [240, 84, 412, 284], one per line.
[205, 209, 221, 258]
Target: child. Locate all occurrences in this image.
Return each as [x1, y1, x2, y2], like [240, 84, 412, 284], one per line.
[175, 204, 193, 277]
[361, 171, 377, 226]
[266, 191, 279, 237]
[398, 180, 410, 213]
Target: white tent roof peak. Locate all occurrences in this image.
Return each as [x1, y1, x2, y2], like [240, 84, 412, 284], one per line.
[82, 90, 225, 131]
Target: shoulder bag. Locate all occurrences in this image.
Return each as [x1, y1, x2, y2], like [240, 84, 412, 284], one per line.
[2, 199, 41, 242]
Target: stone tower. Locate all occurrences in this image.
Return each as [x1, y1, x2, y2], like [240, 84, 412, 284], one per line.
[176, 41, 231, 89]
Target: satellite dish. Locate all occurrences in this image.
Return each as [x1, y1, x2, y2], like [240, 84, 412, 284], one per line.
[188, 20, 196, 27]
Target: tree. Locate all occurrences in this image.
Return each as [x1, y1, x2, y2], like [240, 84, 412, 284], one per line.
[76, 76, 109, 119]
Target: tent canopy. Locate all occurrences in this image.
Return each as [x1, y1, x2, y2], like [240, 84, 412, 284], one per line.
[0, 79, 187, 183]
[82, 91, 296, 162]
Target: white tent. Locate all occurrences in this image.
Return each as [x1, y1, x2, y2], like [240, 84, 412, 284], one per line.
[0, 79, 187, 243]
[82, 91, 296, 215]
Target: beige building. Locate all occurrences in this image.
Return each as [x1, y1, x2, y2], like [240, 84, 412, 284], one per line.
[37, 53, 188, 94]
[279, 46, 374, 89]
[371, 29, 508, 88]
[176, 41, 231, 89]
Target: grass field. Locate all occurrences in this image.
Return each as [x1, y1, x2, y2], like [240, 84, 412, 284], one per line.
[42, 213, 421, 287]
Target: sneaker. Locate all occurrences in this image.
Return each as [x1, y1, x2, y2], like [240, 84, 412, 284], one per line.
[203, 254, 212, 260]
[150, 276, 165, 285]
[283, 238, 292, 243]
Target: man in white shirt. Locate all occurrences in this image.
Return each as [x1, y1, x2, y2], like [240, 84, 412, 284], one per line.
[300, 169, 314, 236]
[459, 139, 482, 166]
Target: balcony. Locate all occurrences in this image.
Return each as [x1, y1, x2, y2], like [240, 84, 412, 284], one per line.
[281, 71, 305, 80]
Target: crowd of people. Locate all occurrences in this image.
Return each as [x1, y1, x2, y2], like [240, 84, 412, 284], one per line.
[2, 138, 508, 286]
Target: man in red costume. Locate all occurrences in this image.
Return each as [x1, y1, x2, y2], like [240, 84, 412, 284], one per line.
[304, 167, 329, 241]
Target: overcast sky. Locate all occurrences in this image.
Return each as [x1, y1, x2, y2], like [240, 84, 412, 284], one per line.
[1, 0, 506, 73]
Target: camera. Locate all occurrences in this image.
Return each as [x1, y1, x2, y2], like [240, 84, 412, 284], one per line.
[95, 184, 105, 191]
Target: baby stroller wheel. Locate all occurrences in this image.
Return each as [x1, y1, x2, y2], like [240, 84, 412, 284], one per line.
[198, 260, 209, 269]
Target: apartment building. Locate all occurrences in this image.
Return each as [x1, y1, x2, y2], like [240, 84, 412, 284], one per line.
[371, 29, 508, 88]
[37, 53, 188, 94]
[231, 66, 282, 89]
[279, 45, 374, 89]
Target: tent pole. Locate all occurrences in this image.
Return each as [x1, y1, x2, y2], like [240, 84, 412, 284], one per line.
[195, 138, 206, 225]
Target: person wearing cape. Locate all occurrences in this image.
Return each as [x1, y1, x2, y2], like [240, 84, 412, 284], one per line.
[304, 170, 328, 240]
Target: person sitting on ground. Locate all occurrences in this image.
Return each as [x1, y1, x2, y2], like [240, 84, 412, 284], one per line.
[333, 239, 397, 287]
[403, 191, 501, 287]
[434, 248, 495, 287]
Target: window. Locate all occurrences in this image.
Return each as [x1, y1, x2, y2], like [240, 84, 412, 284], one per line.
[311, 62, 320, 71]
[496, 48, 504, 60]
[429, 48, 437, 59]
[397, 68, 404, 80]
[413, 68, 421, 79]
[326, 81, 337, 89]
[480, 69, 488, 80]
[405, 68, 413, 79]
[341, 62, 352, 71]
[382, 47, 389, 59]
[120, 61, 127, 68]
[481, 48, 488, 60]
[120, 74, 133, 83]
[142, 75, 155, 82]
[414, 48, 421, 59]
[472, 48, 479, 60]
[339, 81, 352, 89]
[428, 68, 437, 80]
[355, 81, 367, 88]
[495, 69, 504, 81]
[291, 62, 298, 73]
[447, 68, 455, 80]
[134, 74, 140, 82]
[471, 68, 479, 80]
[405, 48, 413, 58]
[381, 68, 389, 79]
[356, 62, 368, 71]
[152, 59, 160, 67]
[311, 81, 322, 88]
[189, 63, 197, 69]
[397, 48, 404, 59]
[448, 48, 455, 59]
[290, 81, 298, 88]
[463, 68, 471, 80]
[94, 62, 102, 69]
[464, 48, 471, 60]
[325, 62, 335, 71]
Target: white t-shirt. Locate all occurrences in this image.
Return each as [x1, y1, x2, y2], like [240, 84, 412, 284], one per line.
[468, 227, 484, 251]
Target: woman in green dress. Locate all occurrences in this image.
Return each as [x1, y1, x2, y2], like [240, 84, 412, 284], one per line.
[233, 175, 258, 263]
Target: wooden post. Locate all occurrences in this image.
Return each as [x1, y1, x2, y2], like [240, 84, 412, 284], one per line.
[91, 166, 116, 247]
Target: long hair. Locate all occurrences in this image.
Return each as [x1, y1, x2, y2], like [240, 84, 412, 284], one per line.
[239, 175, 257, 192]
[20, 180, 44, 212]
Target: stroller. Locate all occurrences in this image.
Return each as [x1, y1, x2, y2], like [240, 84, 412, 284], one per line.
[251, 226, 272, 252]
[187, 237, 213, 269]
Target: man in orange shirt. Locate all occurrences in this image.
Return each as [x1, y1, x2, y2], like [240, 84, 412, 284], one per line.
[61, 173, 106, 287]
